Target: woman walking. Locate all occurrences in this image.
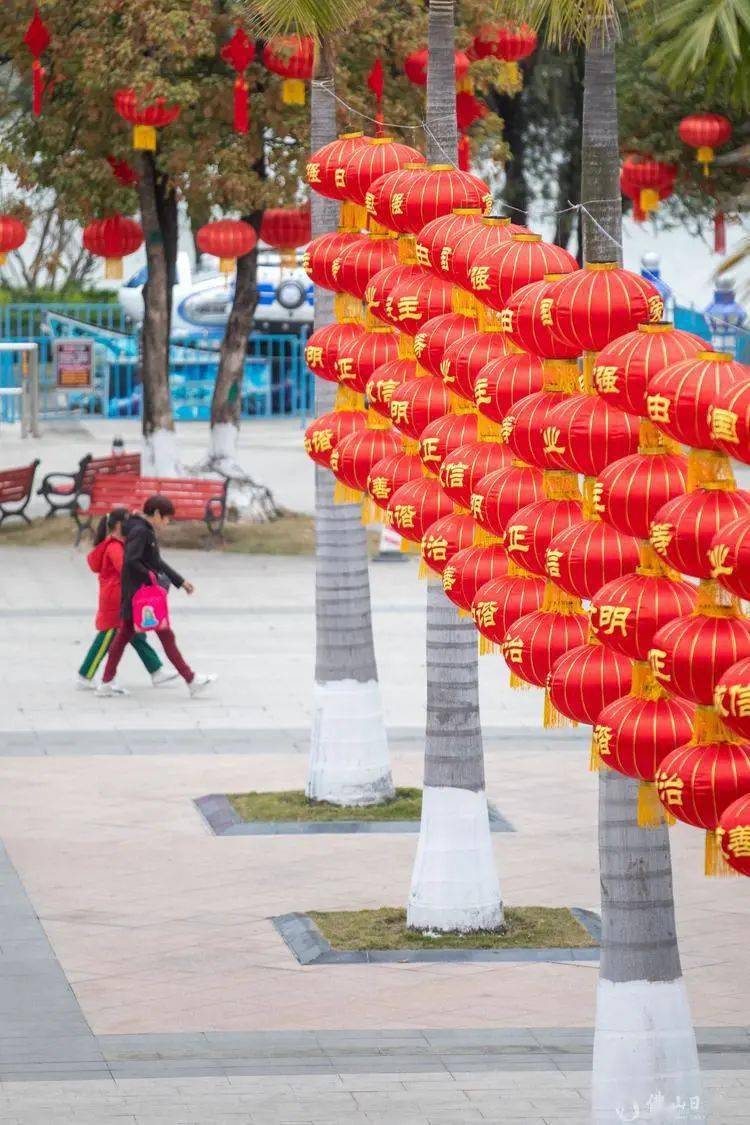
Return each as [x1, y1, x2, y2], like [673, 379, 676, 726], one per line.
[78, 508, 177, 689]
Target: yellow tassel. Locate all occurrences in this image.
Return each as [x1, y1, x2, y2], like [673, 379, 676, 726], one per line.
[637, 781, 667, 829]
[449, 391, 477, 415]
[544, 688, 577, 730]
[509, 671, 533, 690]
[687, 448, 735, 492]
[334, 385, 364, 412]
[282, 78, 306, 105]
[401, 436, 420, 455]
[418, 557, 434, 580]
[133, 124, 156, 151]
[473, 526, 502, 547]
[690, 705, 737, 745]
[542, 470, 582, 502]
[366, 216, 393, 237]
[397, 334, 415, 360]
[398, 235, 417, 264]
[705, 830, 739, 877]
[104, 258, 124, 280]
[339, 201, 366, 232]
[589, 737, 602, 772]
[400, 536, 420, 554]
[542, 359, 579, 394]
[581, 352, 597, 394]
[497, 59, 522, 94]
[638, 541, 679, 578]
[630, 660, 667, 701]
[366, 406, 391, 430]
[541, 580, 583, 616]
[637, 419, 682, 453]
[457, 607, 472, 620]
[334, 292, 363, 323]
[479, 634, 499, 656]
[333, 480, 364, 505]
[451, 288, 479, 318]
[360, 496, 383, 526]
[477, 413, 502, 441]
[695, 579, 740, 616]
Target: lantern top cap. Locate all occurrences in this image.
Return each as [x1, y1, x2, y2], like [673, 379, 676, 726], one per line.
[405, 161, 425, 170]
[697, 349, 733, 361]
[638, 323, 673, 334]
[339, 131, 364, 139]
[543, 272, 566, 281]
[429, 164, 454, 171]
[453, 207, 482, 215]
[369, 136, 394, 145]
[511, 233, 540, 242]
[483, 217, 510, 227]
[584, 261, 619, 271]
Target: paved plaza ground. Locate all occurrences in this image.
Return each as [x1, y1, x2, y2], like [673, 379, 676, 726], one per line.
[0, 418, 749, 1122]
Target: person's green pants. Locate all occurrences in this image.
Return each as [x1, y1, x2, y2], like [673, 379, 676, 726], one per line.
[79, 628, 162, 680]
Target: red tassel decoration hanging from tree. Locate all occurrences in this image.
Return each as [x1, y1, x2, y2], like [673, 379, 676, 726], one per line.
[221, 27, 255, 134]
[367, 58, 385, 135]
[23, 7, 50, 117]
[458, 134, 471, 171]
[714, 210, 726, 255]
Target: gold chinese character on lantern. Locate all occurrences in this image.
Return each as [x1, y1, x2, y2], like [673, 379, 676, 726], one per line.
[648, 295, 664, 321]
[499, 309, 514, 333]
[306, 346, 324, 368]
[329, 449, 340, 472]
[726, 826, 750, 858]
[593, 604, 631, 637]
[365, 191, 376, 215]
[648, 647, 670, 683]
[413, 333, 427, 357]
[306, 162, 321, 184]
[420, 436, 440, 463]
[336, 356, 354, 381]
[469, 265, 491, 291]
[312, 429, 333, 453]
[331, 257, 342, 279]
[714, 684, 730, 717]
[503, 635, 524, 664]
[378, 378, 399, 403]
[385, 295, 394, 320]
[442, 462, 468, 489]
[474, 600, 497, 629]
[474, 377, 491, 406]
[391, 192, 405, 215]
[439, 358, 453, 382]
[364, 285, 377, 309]
[385, 508, 395, 526]
[398, 296, 421, 321]
[394, 503, 416, 529]
[593, 365, 619, 394]
[369, 476, 390, 500]
[539, 297, 554, 327]
[390, 400, 409, 424]
[469, 493, 484, 519]
[482, 193, 493, 214]
[545, 548, 563, 578]
[439, 246, 453, 272]
[424, 535, 448, 562]
[302, 251, 311, 272]
[709, 407, 739, 445]
[727, 684, 750, 719]
[592, 724, 613, 759]
[655, 770, 684, 807]
[334, 167, 346, 189]
[415, 243, 430, 268]
[646, 393, 672, 425]
[506, 524, 529, 553]
[303, 435, 312, 453]
[499, 417, 514, 442]
[650, 523, 674, 555]
[591, 480, 605, 514]
[542, 426, 566, 455]
[443, 565, 457, 591]
[709, 543, 733, 579]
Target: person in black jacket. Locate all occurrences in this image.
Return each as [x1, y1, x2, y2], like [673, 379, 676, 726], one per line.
[98, 494, 217, 698]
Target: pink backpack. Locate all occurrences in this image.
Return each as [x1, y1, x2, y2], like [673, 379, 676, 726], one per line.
[132, 572, 170, 633]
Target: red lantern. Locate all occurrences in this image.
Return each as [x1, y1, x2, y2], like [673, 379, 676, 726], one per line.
[263, 36, 314, 105]
[416, 213, 483, 279]
[303, 232, 361, 290]
[470, 464, 544, 539]
[342, 137, 426, 207]
[419, 414, 478, 474]
[330, 428, 402, 498]
[448, 217, 529, 291]
[595, 452, 688, 540]
[113, 89, 180, 151]
[650, 489, 750, 579]
[542, 396, 640, 477]
[439, 441, 510, 508]
[505, 498, 583, 577]
[106, 156, 139, 187]
[413, 314, 478, 379]
[332, 236, 399, 299]
[421, 513, 477, 575]
[506, 278, 581, 359]
[260, 208, 311, 263]
[304, 410, 367, 467]
[545, 520, 640, 601]
[623, 158, 677, 217]
[590, 572, 697, 661]
[367, 451, 423, 510]
[82, 215, 143, 280]
[502, 609, 588, 688]
[386, 477, 454, 543]
[549, 265, 663, 354]
[715, 657, 750, 742]
[456, 92, 487, 132]
[505, 390, 571, 470]
[0, 216, 27, 266]
[305, 323, 364, 383]
[472, 23, 537, 62]
[335, 328, 398, 395]
[442, 545, 508, 612]
[709, 377, 750, 465]
[646, 352, 745, 451]
[364, 263, 423, 324]
[469, 235, 577, 311]
[594, 694, 695, 783]
[367, 166, 491, 235]
[679, 114, 732, 175]
[710, 516, 750, 601]
[441, 331, 511, 403]
[389, 378, 451, 441]
[23, 7, 50, 117]
[305, 133, 369, 200]
[383, 274, 455, 335]
[649, 613, 750, 706]
[366, 359, 418, 422]
[221, 27, 255, 134]
[549, 644, 632, 726]
[471, 574, 545, 649]
[592, 323, 706, 417]
[718, 794, 750, 876]
[403, 48, 470, 87]
[473, 353, 545, 425]
[196, 219, 257, 275]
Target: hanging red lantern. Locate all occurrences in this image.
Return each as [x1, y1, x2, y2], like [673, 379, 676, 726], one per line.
[367, 451, 423, 511]
[113, 89, 180, 151]
[383, 273, 455, 335]
[335, 328, 398, 395]
[343, 137, 426, 209]
[442, 544, 508, 612]
[196, 219, 257, 275]
[542, 396, 640, 477]
[220, 27, 255, 134]
[505, 389, 571, 470]
[501, 609, 588, 689]
[330, 428, 402, 501]
[622, 157, 678, 218]
[413, 314, 478, 378]
[679, 114, 732, 176]
[448, 217, 530, 292]
[305, 323, 365, 383]
[594, 693, 695, 784]
[106, 156, 139, 187]
[590, 571, 696, 661]
[471, 574, 545, 651]
[595, 452, 688, 540]
[620, 156, 677, 223]
[263, 36, 314, 105]
[332, 236, 399, 299]
[415, 212, 484, 279]
[646, 352, 746, 451]
[649, 489, 750, 579]
[709, 377, 750, 465]
[440, 331, 511, 404]
[505, 277, 581, 359]
[649, 613, 750, 706]
[367, 165, 492, 235]
[305, 133, 369, 201]
[439, 441, 510, 509]
[545, 520, 640, 601]
[260, 208, 311, 264]
[469, 235, 577, 311]
[472, 23, 537, 62]
[23, 7, 50, 117]
[303, 232, 360, 290]
[470, 464, 544, 540]
[403, 47, 470, 87]
[82, 214, 143, 280]
[505, 497, 583, 577]
[366, 359, 418, 422]
[386, 477, 454, 543]
[549, 265, 663, 354]
[473, 353, 545, 427]
[419, 414, 478, 474]
[364, 263, 423, 325]
[715, 657, 750, 742]
[389, 378, 451, 441]
[456, 91, 487, 132]
[0, 216, 27, 266]
[592, 323, 706, 417]
[718, 794, 750, 876]
[710, 516, 750, 601]
[421, 513, 477, 575]
[304, 410, 367, 468]
[549, 644, 632, 726]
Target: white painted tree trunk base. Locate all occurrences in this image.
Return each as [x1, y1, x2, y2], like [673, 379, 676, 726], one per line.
[592, 977, 704, 1124]
[407, 786, 503, 933]
[307, 679, 394, 806]
[142, 428, 182, 478]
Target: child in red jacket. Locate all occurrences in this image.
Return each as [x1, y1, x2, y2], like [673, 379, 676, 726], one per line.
[77, 508, 178, 689]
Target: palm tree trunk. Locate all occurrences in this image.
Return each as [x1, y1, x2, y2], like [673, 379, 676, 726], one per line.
[583, 25, 703, 1124]
[407, 0, 502, 932]
[306, 35, 393, 807]
[137, 153, 180, 476]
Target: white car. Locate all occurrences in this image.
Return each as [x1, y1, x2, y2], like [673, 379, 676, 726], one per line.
[118, 249, 314, 339]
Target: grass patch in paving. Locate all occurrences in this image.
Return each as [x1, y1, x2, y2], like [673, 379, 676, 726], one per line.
[308, 906, 597, 951]
[228, 788, 422, 823]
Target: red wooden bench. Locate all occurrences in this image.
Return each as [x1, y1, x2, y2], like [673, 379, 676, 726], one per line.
[0, 461, 40, 526]
[86, 474, 229, 545]
[39, 451, 141, 527]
